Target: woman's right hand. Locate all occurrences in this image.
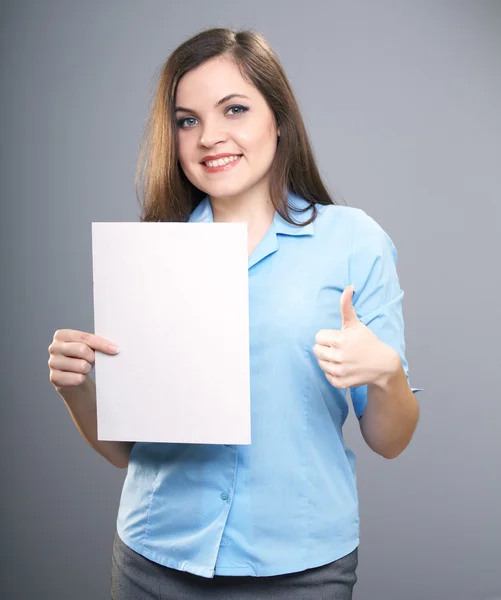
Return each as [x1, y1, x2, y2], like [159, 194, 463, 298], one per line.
[48, 329, 119, 392]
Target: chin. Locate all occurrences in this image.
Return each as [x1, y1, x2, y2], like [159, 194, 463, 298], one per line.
[200, 180, 251, 199]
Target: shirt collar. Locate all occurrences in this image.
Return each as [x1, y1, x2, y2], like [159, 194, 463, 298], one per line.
[188, 191, 315, 237]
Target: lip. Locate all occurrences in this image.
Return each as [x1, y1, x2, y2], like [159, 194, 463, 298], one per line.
[200, 153, 243, 163]
[201, 155, 243, 174]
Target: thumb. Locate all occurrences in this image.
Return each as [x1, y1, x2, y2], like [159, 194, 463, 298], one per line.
[340, 284, 359, 329]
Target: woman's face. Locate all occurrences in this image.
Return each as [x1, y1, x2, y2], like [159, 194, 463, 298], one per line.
[175, 56, 280, 202]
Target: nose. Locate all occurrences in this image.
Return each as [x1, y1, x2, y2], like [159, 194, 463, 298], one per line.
[199, 118, 228, 148]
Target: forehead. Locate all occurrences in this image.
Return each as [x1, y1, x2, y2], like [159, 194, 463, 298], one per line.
[175, 57, 256, 103]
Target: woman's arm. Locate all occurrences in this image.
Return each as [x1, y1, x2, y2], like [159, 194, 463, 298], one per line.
[58, 375, 134, 468]
[358, 347, 419, 459]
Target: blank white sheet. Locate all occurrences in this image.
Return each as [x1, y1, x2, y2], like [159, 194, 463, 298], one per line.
[91, 222, 251, 444]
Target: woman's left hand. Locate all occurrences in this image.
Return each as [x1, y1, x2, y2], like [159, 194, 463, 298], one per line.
[313, 285, 400, 390]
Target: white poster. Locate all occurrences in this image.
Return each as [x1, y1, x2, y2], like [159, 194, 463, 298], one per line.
[91, 222, 251, 444]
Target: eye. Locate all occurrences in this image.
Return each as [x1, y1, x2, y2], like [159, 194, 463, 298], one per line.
[227, 104, 249, 116]
[176, 116, 198, 129]
[176, 105, 249, 129]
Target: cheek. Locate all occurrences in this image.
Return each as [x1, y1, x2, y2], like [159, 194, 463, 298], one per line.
[235, 115, 275, 146]
[237, 124, 276, 161]
[176, 150, 197, 185]
[177, 140, 196, 173]
[257, 126, 279, 163]
[177, 155, 189, 177]
[176, 129, 197, 156]
[256, 120, 276, 144]
[176, 135, 187, 162]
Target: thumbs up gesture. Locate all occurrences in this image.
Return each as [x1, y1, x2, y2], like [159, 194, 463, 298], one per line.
[313, 285, 399, 390]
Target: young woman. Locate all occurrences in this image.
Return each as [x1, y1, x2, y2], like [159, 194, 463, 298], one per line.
[48, 27, 422, 600]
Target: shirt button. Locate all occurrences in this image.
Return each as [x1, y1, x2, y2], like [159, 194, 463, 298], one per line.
[221, 492, 229, 501]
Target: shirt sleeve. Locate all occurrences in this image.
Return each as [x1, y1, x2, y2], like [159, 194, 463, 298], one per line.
[348, 208, 423, 419]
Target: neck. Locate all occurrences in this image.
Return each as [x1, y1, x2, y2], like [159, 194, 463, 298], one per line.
[209, 187, 275, 230]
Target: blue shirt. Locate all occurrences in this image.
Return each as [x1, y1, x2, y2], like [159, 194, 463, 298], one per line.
[116, 191, 422, 578]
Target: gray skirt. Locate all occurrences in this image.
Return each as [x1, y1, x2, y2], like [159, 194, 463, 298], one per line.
[111, 530, 358, 600]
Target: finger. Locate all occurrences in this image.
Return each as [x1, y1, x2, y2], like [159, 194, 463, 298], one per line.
[313, 344, 341, 363]
[50, 370, 87, 388]
[318, 358, 339, 376]
[48, 354, 93, 375]
[315, 330, 341, 347]
[325, 372, 348, 390]
[54, 329, 119, 354]
[57, 342, 95, 364]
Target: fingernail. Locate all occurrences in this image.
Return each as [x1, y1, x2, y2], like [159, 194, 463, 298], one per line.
[108, 344, 119, 353]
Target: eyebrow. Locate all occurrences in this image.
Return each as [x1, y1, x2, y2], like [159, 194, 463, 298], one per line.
[174, 93, 251, 114]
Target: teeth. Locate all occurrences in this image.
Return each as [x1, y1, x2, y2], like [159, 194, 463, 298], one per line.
[205, 155, 240, 167]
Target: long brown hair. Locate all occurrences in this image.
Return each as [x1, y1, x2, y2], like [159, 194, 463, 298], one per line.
[136, 27, 342, 225]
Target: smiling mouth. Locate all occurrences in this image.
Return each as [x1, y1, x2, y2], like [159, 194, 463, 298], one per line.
[201, 155, 243, 172]
[201, 155, 243, 167]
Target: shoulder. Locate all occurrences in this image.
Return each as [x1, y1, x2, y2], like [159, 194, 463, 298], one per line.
[347, 208, 399, 266]
[313, 202, 357, 227]
[316, 203, 382, 232]
[315, 203, 397, 261]
[290, 192, 393, 249]
[314, 203, 387, 242]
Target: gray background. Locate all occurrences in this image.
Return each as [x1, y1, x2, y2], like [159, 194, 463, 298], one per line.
[1, 1, 500, 599]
